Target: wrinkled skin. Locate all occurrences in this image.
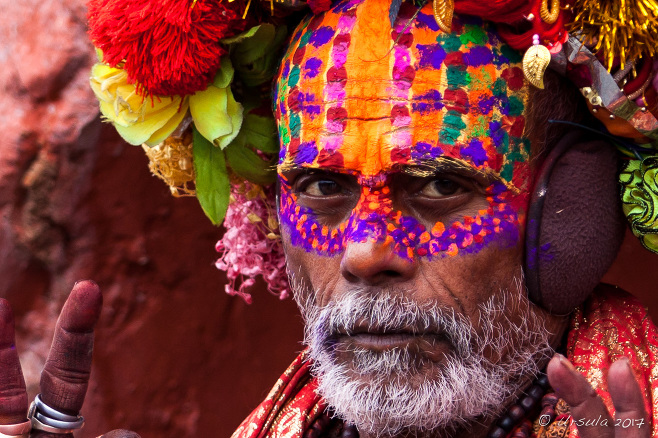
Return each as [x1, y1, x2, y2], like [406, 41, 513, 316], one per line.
[280, 164, 651, 438]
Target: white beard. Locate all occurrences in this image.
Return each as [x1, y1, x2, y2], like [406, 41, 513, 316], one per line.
[293, 279, 554, 437]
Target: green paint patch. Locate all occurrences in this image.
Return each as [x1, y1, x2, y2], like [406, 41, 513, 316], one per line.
[447, 66, 469, 88]
[508, 95, 524, 117]
[437, 33, 462, 52]
[493, 77, 507, 97]
[501, 161, 514, 182]
[279, 124, 291, 145]
[288, 65, 300, 88]
[289, 113, 301, 138]
[299, 29, 312, 47]
[460, 25, 487, 46]
[439, 111, 466, 145]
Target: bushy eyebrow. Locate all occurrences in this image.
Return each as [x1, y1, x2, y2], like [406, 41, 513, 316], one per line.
[278, 157, 505, 186]
[401, 158, 495, 184]
[278, 165, 358, 178]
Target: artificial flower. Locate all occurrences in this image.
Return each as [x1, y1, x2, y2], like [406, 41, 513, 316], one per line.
[87, 0, 246, 96]
[215, 183, 288, 303]
[620, 156, 658, 253]
[142, 122, 196, 197]
[90, 63, 189, 146]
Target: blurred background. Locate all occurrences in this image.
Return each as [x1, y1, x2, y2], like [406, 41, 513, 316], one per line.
[0, 0, 656, 437]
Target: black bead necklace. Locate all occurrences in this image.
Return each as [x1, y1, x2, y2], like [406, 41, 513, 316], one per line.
[486, 372, 551, 438]
[304, 372, 552, 438]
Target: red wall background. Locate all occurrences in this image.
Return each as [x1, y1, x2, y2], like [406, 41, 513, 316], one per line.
[0, 1, 656, 437]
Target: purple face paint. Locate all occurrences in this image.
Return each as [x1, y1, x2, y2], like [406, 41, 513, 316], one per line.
[279, 174, 525, 260]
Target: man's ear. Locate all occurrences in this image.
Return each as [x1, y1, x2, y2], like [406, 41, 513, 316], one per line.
[524, 129, 626, 314]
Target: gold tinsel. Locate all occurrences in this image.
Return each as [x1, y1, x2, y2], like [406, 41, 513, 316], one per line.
[568, 0, 658, 70]
[142, 128, 196, 197]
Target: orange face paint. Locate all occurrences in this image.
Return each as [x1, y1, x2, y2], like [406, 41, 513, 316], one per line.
[275, 0, 532, 259]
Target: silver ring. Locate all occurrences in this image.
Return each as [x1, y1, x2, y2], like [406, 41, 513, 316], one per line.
[34, 395, 79, 422]
[29, 415, 75, 434]
[28, 395, 85, 434]
[0, 419, 31, 437]
[34, 412, 84, 430]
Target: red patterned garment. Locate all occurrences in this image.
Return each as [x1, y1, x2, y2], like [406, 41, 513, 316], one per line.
[231, 352, 325, 438]
[232, 287, 658, 438]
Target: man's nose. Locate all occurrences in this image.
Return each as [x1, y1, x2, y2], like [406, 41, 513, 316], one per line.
[340, 237, 418, 285]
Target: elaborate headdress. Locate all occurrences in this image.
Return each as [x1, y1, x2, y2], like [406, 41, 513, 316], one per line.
[87, 0, 658, 302]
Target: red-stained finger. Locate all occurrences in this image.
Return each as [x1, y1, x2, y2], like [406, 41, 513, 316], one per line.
[38, 280, 102, 415]
[607, 358, 650, 438]
[0, 298, 29, 425]
[547, 354, 615, 438]
[97, 429, 142, 438]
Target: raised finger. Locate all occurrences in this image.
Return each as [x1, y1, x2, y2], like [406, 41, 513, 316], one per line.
[547, 354, 615, 438]
[607, 358, 650, 438]
[39, 280, 102, 415]
[0, 299, 28, 424]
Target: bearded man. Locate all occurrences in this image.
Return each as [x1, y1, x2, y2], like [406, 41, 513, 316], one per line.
[230, 1, 656, 436]
[0, 0, 657, 437]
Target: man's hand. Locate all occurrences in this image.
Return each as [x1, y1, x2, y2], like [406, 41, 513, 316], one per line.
[547, 354, 650, 438]
[0, 280, 140, 438]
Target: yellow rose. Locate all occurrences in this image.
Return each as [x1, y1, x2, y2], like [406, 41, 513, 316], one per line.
[90, 63, 189, 146]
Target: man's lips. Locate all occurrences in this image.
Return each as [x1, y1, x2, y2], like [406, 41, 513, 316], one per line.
[339, 332, 447, 350]
[333, 321, 450, 353]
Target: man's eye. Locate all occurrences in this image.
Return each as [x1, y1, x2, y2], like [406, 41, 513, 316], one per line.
[304, 180, 343, 196]
[418, 179, 463, 198]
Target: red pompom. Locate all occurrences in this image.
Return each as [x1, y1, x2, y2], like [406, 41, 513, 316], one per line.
[88, 0, 247, 96]
[307, 0, 332, 14]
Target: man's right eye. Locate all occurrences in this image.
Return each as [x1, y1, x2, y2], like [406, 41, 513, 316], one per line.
[303, 180, 343, 196]
[290, 173, 358, 221]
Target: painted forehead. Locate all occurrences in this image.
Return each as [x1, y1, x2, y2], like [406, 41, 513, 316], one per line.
[274, 0, 532, 192]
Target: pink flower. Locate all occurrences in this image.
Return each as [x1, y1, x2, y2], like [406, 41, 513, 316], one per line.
[215, 183, 289, 303]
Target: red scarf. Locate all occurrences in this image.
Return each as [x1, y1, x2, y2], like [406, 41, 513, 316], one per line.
[232, 287, 658, 438]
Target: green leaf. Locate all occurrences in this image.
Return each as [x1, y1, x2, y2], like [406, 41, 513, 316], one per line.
[230, 24, 288, 87]
[231, 24, 276, 64]
[193, 128, 231, 225]
[242, 113, 279, 154]
[225, 142, 276, 186]
[220, 24, 263, 45]
[213, 56, 234, 88]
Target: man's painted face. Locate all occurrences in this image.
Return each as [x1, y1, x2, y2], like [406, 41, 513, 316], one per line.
[275, 0, 532, 261]
[274, 0, 565, 435]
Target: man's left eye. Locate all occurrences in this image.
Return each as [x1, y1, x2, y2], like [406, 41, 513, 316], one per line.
[304, 180, 343, 196]
[418, 179, 464, 198]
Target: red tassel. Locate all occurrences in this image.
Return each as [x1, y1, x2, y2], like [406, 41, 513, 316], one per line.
[455, 0, 568, 51]
[88, 0, 248, 96]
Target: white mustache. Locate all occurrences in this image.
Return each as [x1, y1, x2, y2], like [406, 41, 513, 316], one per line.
[307, 292, 477, 357]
